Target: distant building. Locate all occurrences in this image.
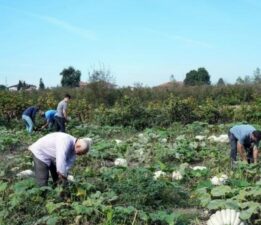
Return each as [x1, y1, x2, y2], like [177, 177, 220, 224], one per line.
[8, 84, 37, 91]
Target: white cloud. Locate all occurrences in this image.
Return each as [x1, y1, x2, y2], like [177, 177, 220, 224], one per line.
[0, 5, 96, 40]
[37, 15, 96, 40]
[144, 28, 214, 49]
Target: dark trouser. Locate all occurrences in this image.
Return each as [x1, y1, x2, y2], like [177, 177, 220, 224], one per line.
[228, 131, 253, 164]
[33, 155, 58, 187]
[228, 131, 237, 161]
[246, 148, 254, 163]
[54, 116, 66, 132]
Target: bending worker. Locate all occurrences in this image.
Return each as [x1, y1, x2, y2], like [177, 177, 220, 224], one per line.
[29, 132, 92, 186]
[22, 106, 41, 133]
[228, 124, 261, 165]
[41, 109, 57, 130]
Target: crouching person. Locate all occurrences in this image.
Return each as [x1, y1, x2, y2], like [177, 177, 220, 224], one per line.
[228, 124, 261, 167]
[29, 132, 92, 187]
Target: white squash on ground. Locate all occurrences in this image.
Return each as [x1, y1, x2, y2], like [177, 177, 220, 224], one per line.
[16, 169, 35, 178]
[115, 139, 122, 144]
[195, 135, 206, 141]
[114, 158, 128, 167]
[153, 171, 166, 180]
[11, 167, 20, 172]
[207, 209, 244, 225]
[192, 166, 207, 171]
[208, 134, 229, 143]
[67, 175, 74, 182]
[176, 135, 186, 141]
[161, 138, 167, 143]
[211, 174, 228, 185]
[172, 171, 183, 180]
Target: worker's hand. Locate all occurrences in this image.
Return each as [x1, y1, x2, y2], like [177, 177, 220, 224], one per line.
[57, 173, 67, 185]
[65, 117, 71, 123]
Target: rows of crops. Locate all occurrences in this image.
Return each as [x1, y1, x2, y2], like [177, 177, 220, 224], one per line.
[0, 121, 260, 225]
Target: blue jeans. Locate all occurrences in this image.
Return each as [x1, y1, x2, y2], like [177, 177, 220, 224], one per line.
[22, 115, 34, 133]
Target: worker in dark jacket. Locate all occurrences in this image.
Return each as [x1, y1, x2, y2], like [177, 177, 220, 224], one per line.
[22, 106, 40, 133]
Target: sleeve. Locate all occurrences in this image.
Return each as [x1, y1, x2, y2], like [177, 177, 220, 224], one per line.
[55, 138, 71, 177]
[66, 154, 76, 171]
[63, 102, 68, 111]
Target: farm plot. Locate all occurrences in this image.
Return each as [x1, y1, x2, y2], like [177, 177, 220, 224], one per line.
[0, 122, 260, 225]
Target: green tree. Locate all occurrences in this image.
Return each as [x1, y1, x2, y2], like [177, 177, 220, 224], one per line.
[244, 75, 252, 84]
[253, 67, 261, 83]
[217, 78, 225, 86]
[39, 78, 45, 90]
[88, 68, 114, 84]
[0, 84, 6, 90]
[17, 80, 23, 90]
[236, 76, 244, 84]
[184, 67, 211, 85]
[60, 66, 81, 87]
[169, 74, 176, 82]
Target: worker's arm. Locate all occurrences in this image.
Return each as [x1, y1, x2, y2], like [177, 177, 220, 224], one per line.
[63, 109, 68, 120]
[63, 103, 68, 120]
[56, 138, 70, 178]
[253, 145, 259, 163]
[237, 142, 247, 162]
[41, 122, 48, 129]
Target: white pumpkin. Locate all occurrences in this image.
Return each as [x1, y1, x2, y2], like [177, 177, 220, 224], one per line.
[153, 171, 166, 180]
[115, 139, 122, 144]
[210, 174, 228, 185]
[67, 175, 74, 182]
[192, 166, 207, 171]
[16, 169, 35, 178]
[207, 209, 244, 225]
[208, 134, 229, 143]
[172, 171, 183, 180]
[195, 135, 206, 141]
[114, 158, 128, 167]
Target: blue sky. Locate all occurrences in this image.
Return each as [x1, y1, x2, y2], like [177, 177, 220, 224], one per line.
[0, 0, 261, 87]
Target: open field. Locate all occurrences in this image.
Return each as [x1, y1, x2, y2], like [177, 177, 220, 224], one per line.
[0, 122, 260, 225]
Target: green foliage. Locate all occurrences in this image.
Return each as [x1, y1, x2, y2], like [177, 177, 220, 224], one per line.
[184, 67, 211, 86]
[60, 66, 81, 87]
[39, 78, 45, 90]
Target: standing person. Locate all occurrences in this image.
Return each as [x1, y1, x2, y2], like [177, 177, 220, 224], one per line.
[41, 109, 57, 130]
[22, 106, 40, 133]
[228, 124, 261, 166]
[29, 132, 92, 186]
[54, 94, 71, 132]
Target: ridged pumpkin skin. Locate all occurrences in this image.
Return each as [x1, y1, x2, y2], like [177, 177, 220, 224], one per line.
[207, 209, 244, 225]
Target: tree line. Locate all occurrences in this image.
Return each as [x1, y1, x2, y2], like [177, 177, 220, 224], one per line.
[1, 66, 261, 90]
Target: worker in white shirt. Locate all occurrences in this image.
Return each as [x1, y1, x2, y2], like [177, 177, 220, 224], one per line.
[29, 132, 92, 186]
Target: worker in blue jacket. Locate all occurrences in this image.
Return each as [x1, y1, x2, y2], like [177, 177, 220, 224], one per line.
[41, 110, 57, 130]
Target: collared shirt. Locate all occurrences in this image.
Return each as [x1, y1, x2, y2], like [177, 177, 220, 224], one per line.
[23, 106, 38, 120]
[29, 132, 76, 177]
[230, 124, 258, 147]
[55, 100, 67, 118]
[45, 110, 57, 122]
